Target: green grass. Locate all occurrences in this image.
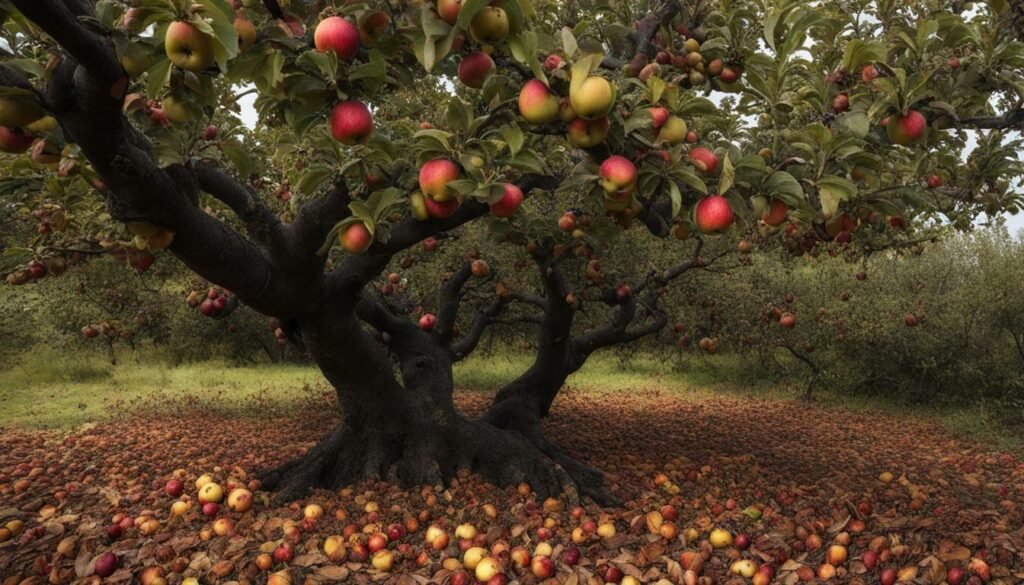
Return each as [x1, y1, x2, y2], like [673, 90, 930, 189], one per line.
[0, 349, 1020, 453]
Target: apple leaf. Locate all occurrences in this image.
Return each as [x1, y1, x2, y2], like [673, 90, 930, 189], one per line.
[842, 39, 887, 72]
[668, 180, 682, 218]
[501, 125, 524, 158]
[670, 168, 708, 195]
[817, 175, 857, 219]
[561, 27, 578, 59]
[624, 109, 653, 135]
[765, 170, 803, 201]
[219, 142, 254, 178]
[718, 153, 735, 196]
[144, 58, 172, 99]
[297, 165, 333, 196]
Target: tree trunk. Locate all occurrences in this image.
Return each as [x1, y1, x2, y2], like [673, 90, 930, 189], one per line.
[259, 305, 588, 504]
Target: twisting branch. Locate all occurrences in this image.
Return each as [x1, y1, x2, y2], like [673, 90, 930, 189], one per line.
[450, 298, 507, 361]
[191, 160, 284, 246]
[9, 0, 122, 85]
[434, 262, 476, 343]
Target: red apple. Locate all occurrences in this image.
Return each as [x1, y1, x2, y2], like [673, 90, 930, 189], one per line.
[314, 17, 360, 60]
[330, 101, 373, 145]
[490, 183, 523, 218]
[419, 313, 437, 331]
[688, 146, 719, 174]
[694, 195, 734, 233]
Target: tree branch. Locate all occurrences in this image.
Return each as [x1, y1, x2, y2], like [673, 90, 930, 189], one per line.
[435, 261, 476, 343]
[289, 180, 352, 260]
[632, 0, 683, 57]
[450, 298, 507, 361]
[955, 109, 1024, 130]
[191, 160, 285, 246]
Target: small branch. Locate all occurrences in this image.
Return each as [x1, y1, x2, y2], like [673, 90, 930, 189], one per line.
[955, 109, 1024, 130]
[632, 0, 683, 57]
[450, 299, 507, 361]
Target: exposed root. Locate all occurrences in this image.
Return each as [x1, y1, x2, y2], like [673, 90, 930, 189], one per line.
[257, 416, 617, 507]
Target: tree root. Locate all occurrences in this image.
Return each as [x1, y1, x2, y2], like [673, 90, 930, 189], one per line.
[257, 416, 617, 507]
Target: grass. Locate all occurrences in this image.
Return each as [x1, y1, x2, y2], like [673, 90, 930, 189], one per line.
[0, 349, 1020, 453]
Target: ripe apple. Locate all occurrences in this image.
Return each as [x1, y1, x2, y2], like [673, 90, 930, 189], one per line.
[688, 146, 719, 174]
[171, 501, 189, 516]
[367, 532, 388, 553]
[599, 155, 637, 196]
[255, 553, 273, 571]
[470, 259, 490, 277]
[425, 524, 448, 549]
[0, 126, 34, 154]
[597, 522, 616, 539]
[469, 7, 509, 43]
[423, 236, 439, 251]
[165, 479, 184, 497]
[106, 524, 124, 539]
[926, 173, 943, 188]
[880, 567, 897, 585]
[202, 502, 219, 517]
[562, 546, 580, 566]
[437, 0, 462, 25]
[734, 533, 751, 550]
[164, 21, 214, 72]
[419, 158, 461, 202]
[780, 313, 796, 328]
[419, 313, 437, 331]
[324, 535, 346, 561]
[314, 16, 360, 60]
[946, 566, 965, 585]
[490, 183, 523, 218]
[570, 76, 615, 119]
[566, 116, 610, 147]
[510, 546, 530, 568]
[558, 212, 577, 231]
[459, 52, 495, 89]
[904, 313, 919, 327]
[518, 79, 560, 124]
[94, 552, 119, 578]
[330, 100, 373, 144]
[649, 106, 670, 130]
[827, 545, 847, 565]
[731, 560, 757, 578]
[658, 116, 688, 144]
[226, 488, 253, 513]
[694, 195, 734, 233]
[213, 517, 234, 536]
[544, 54, 563, 70]
[339, 222, 373, 254]
[886, 110, 927, 145]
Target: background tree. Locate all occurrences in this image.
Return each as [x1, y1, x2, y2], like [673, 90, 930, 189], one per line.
[1, 0, 1022, 504]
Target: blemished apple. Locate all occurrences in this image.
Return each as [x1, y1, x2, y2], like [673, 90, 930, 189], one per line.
[314, 16, 360, 60]
[226, 488, 252, 513]
[164, 21, 215, 72]
[198, 482, 224, 504]
[458, 52, 495, 89]
[490, 183, 523, 218]
[531, 555, 554, 578]
[371, 549, 394, 571]
[474, 557, 503, 582]
[709, 527, 732, 548]
[94, 552, 119, 578]
[518, 80, 560, 124]
[330, 100, 373, 144]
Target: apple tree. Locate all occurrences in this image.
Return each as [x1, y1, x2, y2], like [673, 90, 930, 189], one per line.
[1, 0, 1023, 504]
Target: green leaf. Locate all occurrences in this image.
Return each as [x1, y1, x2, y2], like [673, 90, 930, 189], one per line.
[220, 142, 253, 178]
[501, 125, 524, 157]
[145, 58, 172, 99]
[647, 75, 666, 104]
[671, 169, 708, 195]
[838, 112, 870, 138]
[507, 149, 545, 174]
[668, 180, 682, 218]
[817, 175, 857, 219]
[718, 153, 735, 196]
[842, 39, 887, 72]
[766, 171, 803, 200]
[624, 109, 653, 135]
[297, 165, 334, 195]
[561, 27, 578, 58]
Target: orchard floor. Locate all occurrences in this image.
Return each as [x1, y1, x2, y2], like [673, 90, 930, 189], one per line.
[1, 385, 1023, 585]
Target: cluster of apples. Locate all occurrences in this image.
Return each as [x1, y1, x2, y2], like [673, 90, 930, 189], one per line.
[0, 96, 59, 159]
[186, 287, 231, 318]
[5, 256, 69, 286]
[827, 64, 929, 146]
[79, 320, 133, 341]
[628, 29, 743, 90]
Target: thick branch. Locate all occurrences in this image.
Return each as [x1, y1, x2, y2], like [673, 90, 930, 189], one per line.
[632, 0, 683, 57]
[435, 262, 475, 342]
[289, 181, 352, 260]
[10, 0, 122, 85]
[192, 160, 284, 246]
[955, 109, 1024, 130]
